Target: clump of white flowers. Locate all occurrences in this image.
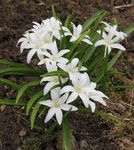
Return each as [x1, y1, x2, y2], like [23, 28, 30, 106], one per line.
[18, 17, 126, 125]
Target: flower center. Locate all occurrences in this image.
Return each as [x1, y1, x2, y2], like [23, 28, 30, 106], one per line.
[75, 86, 81, 93]
[53, 100, 61, 108]
[106, 39, 112, 45]
[35, 44, 40, 49]
[44, 38, 49, 44]
[52, 56, 58, 61]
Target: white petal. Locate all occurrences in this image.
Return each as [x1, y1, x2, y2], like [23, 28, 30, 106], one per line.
[60, 86, 74, 94]
[76, 24, 82, 36]
[45, 108, 56, 123]
[58, 49, 70, 57]
[95, 40, 105, 47]
[37, 49, 44, 60]
[38, 59, 46, 65]
[67, 92, 78, 103]
[79, 93, 90, 108]
[70, 36, 77, 42]
[58, 57, 69, 64]
[41, 76, 54, 83]
[111, 43, 126, 51]
[43, 82, 57, 95]
[80, 66, 87, 71]
[27, 49, 36, 64]
[90, 82, 96, 89]
[39, 100, 53, 107]
[82, 38, 93, 45]
[51, 87, 60, 101]
[55, 109, 63, 125]
[60, 93, 69, 103]
[71, 58, 79, 68]
[61, 104, 78, 111]
[90, 96, 107, 106]
[58, 63, 67, 72]
[88, 100, 96, 112]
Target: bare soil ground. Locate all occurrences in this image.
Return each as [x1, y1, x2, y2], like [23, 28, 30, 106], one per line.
[0, 0, 134, 150]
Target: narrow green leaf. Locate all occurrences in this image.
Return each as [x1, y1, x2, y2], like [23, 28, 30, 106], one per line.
[0, 99, 27, 106]
[41, 70, 68, 77]
[124, 25, 134, 36]
[16, 80, 40, 104]
[67, 30, 90, 58]
[26, 91, 43, 116]
[82, 10, 106, 32]
[0, 59, 26, 67]
[51, 4, 56, 18]
[62, 118, 72, 150]
[64, 15, 71, 27]
[31, 102, 41, 129]
[0, 67, 43, 76]
[107, 51, 122, 71]
[0, 78, 18, 89]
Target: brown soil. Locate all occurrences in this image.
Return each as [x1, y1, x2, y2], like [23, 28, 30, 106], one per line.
[0, 0, 134, 150]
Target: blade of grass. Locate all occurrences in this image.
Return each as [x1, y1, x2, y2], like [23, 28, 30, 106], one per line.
[0, 99, 27, 106]
[26, 91, 43, 116]
[82, 10, 107, 32]
[0, 78, 19, 89]
[16, 80, 40, 104]
[62, 118, 72, 150]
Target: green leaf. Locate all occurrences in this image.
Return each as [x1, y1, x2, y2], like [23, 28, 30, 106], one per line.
[124, 25, 134, 36]
[64, 15, 71, 27]
[16, 80, 40, 104]
[0, 67, 43, 76]
[82, 10, 107, 32]
[0, 59, 26, 67]
[26, 91, 43, 116]
[62, 118, 72, 150]
[107, 51, 122, 71]
[67, 30, 90, 58]
[0, 99, 27, 106]
[81, 33, 100, 63]
[41, 70, 68, 77]
[51, 4, 56, 18]
[30, 102, 41, 129]
[0, 78, 18, 89]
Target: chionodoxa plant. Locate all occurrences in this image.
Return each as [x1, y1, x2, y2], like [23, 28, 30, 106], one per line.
[0, 7, 134, 149]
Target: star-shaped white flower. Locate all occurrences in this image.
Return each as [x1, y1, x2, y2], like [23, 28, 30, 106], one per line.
[95, 30, 126, 57]
[101, 21, 127, 40]
[58, 58, 87, 78]
[41, 62, 68, 95]
[63, 23, 92, 45]
[43, 17, 62, 40]
[39, 87, 78, 125]
[18, 31, 53, 63]
[42, 41, 70, 64]
[61, 73, 108, 112]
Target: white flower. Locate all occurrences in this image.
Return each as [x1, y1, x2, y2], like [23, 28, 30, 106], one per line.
[41, 62, 68, 95]
[43, 17, 62, 40]
[61, 73, 108, 112]
[39, 87, 78, 125]
[42, 41, 70, 64]
[63, 23, 93, 45]
[58, 58, 87, 78]
[18, 31, 53, 63]
[101, 21, 127, 40]
[95, 30, 126, 56]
